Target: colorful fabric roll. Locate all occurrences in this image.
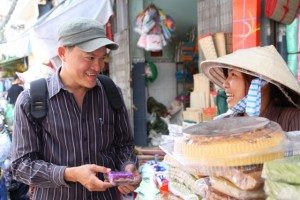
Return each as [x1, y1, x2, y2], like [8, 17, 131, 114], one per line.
[287, 53, 298, 77]
[298, 13, 300, 81]
[265, 0, 300, 24]
[232, 0, 261, 51]
[298, 13, 300, 53]
[298, 53, 300, 81]
[286, 17, 298, 53]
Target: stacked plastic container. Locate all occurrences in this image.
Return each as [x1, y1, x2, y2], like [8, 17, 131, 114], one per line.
[160, 116, 299, 199]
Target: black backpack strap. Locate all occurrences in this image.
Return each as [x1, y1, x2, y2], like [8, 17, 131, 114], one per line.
[29, 78, 48, 121]
[28, 78, 48, 157]
[98, 75, 123, 111]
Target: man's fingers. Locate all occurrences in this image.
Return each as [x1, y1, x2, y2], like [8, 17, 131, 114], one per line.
[124, 164, 136, 172]
[118, 185, 132, 194]
[85, 177, 114, 191]
[89, 164, 111, 173]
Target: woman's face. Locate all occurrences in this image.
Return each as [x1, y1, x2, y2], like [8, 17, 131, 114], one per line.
[222, 69, 247, 108]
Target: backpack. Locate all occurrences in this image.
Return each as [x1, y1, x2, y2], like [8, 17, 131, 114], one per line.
[27, 75, 123, 149]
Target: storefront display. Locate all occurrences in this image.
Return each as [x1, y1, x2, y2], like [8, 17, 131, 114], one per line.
[134, 3, 175, 52]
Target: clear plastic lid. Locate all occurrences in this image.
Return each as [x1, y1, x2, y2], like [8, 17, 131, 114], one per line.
[183, 116, 271, 137]
[160, 131, 300, 175]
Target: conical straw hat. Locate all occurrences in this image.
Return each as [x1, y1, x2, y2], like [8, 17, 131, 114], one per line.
[200, 45, 300, 107]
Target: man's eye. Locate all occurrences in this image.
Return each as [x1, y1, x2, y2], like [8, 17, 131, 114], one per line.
[86, 57, 94, 61]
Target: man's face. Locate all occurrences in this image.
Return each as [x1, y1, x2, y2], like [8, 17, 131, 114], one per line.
[59, 46, 107, 89]
[222, 69, 247, 108]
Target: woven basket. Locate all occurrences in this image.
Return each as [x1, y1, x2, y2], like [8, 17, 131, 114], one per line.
[199, 35, 218, 60]
[265, 0, 300, 24]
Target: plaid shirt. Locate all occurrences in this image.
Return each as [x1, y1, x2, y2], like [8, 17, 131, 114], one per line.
[11, 69, 137, 200]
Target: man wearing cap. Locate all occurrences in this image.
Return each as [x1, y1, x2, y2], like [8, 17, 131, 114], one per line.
[11, 18, 141, 199]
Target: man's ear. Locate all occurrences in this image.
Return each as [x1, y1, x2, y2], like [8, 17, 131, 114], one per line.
[57, 46, 67, 62]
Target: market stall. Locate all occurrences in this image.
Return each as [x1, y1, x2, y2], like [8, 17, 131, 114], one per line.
[133, 0, 300, 199]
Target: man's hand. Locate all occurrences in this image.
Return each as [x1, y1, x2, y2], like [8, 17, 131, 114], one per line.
[64, 164, 114, 191]
[118, 164, 142, 195]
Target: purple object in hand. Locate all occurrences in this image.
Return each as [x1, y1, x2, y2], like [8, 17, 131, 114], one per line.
[105, 171, 134, 185]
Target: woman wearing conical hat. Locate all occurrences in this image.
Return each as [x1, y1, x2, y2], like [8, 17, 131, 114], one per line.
[201, 45, 300, 131]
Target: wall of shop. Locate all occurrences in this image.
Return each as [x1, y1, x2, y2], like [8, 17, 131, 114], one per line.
[128, 0, 198, 146]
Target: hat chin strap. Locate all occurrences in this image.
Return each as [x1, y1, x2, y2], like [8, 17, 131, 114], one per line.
[231, 78, 267, 116]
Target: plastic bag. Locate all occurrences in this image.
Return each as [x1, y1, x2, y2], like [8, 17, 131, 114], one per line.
[0, 131, 11, 163]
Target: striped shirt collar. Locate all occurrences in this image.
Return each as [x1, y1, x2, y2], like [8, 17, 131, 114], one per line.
[48, 66, 64, 99]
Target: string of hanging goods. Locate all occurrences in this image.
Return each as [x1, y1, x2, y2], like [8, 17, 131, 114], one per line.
[134, 3, 175, 52]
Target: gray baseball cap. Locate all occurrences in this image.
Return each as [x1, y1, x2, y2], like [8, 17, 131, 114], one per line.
[57, 17, 118, 52]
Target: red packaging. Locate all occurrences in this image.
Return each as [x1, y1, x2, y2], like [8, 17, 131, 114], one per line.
[232, 0, 261, 51]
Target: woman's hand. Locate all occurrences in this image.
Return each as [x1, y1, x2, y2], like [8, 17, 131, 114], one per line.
[64, 164, 114, 191]
[117, 164, 142, 195]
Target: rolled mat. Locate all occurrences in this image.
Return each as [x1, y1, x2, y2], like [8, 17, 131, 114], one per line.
[286, 17, 298, 54]
[198, 35, 218, 60]
[288, 53, 298, 77]
[198, 0, 232, 35]
[225, 33, 233, 54]
[213, 32, 227, 57]
[265, 0, 300, 24]
[232, 0, 261, 51]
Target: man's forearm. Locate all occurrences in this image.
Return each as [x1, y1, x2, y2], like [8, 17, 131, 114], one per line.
[12, 155, 68, 188]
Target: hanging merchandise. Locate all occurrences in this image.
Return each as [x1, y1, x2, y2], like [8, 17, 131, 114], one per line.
[135, 4, 175, 52]
[265, 0, 300, 24]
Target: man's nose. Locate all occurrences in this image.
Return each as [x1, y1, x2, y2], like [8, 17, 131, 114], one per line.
[91, 59, 105, 72]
